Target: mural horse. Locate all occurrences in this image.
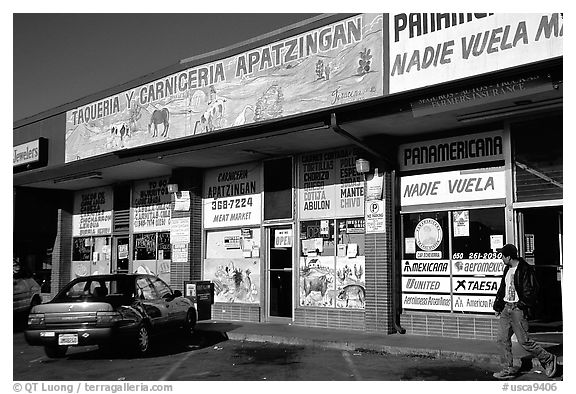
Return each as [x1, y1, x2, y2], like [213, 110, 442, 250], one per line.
[148, 108, 170, 137]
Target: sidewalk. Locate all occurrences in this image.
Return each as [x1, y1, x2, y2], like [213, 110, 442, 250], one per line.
[195, 320, 563, 368]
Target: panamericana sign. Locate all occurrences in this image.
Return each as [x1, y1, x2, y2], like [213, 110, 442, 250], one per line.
[399, 131, 504, 171]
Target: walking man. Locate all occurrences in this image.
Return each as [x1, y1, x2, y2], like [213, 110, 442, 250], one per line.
[492, 244, 557, 379]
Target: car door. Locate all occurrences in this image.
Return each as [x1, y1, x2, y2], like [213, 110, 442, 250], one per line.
[150, 277, 187, 326]
[135, 276, 169, 328]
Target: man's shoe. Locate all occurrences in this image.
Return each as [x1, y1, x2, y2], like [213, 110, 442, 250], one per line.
[493, 367, 518, 379]
[544, 355, 557, 378]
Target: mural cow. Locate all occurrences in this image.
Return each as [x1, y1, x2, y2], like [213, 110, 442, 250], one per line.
[106, 122, 131, 149]
[303, 274, 331, 298]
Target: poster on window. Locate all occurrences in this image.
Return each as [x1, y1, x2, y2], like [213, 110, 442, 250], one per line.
[132, 177, 172, 233]
[453, 210, 470, 237]
[203, 258, 260, 303]
[299, 256, 335, 307]
[452, 295, 497, 313]
[452, 277, 500, 295]
[72, 186, 113, 237]
[402, 293, 452, 311]
[336, 256, 365, 309]
[299, 148, 365, 219]
[203, 163, 262, 228]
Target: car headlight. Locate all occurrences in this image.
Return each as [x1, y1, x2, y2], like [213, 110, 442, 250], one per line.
[28, 313, 45, 328]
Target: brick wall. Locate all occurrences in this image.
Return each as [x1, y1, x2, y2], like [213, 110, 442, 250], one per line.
[400, 312, 499, 340]
[364, 173, 395, 334]
[212, 303, 261, 322]
[50, 206, 73, 298]
[294, 308, 365, 330]
[169, 169, 203, 292]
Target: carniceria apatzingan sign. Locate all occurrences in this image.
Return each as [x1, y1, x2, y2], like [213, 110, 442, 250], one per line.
[65, 14, 384, 163]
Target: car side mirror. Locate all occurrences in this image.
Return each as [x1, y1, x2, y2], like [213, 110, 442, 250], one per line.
[173, 290, 182, 298]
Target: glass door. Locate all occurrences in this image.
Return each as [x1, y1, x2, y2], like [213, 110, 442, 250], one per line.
[267, 225, 293, 320]
[113, 236, 130, 273]
[518, 207, 563, 325]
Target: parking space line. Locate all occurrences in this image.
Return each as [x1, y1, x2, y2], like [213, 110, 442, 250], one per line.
[29, 356, 45, 363]
[158, 351, 194, 381]
[342, 351, 362, 380]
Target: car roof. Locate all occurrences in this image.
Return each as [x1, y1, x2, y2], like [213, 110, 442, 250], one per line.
[67, 273, 156, 282]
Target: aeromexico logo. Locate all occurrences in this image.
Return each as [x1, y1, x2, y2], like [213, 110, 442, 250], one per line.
[414, 218, 443, 251]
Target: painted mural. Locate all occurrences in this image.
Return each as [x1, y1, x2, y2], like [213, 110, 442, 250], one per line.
[299, 256, 335, 307]
[204, 258, 260, 304]
[335, 256, 365, 309]
[65, 14, 384, 162]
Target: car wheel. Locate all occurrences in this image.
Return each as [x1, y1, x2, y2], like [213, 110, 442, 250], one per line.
[183, 309, 197, 337]
[134, 324, 151, 356]
[44, 346, 67, 358]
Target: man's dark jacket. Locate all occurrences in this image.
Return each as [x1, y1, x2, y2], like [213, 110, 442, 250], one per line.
[493, 257, 539, 317]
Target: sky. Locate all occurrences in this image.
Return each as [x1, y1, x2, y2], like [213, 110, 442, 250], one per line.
[13, 12, 321, 122]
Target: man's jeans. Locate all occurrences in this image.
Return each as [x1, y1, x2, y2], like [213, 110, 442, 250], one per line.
[497, 302, 553, 368]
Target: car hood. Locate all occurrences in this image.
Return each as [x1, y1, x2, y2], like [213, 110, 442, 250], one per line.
[31, 302, 114, 314]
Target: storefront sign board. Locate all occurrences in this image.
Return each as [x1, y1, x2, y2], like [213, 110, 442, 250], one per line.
[402, 293, 452, 311]
[365, 200, 385, 234]
[400, 167, 506, 207]
[451, 259, 505, 276]
[170, 217, 190, 244]
[402, 276, 451, 293]
[399, 131, 504, 171]
[65, 14, 384, 163]
[402, 259, 450, 275]
[299, 148, 364, 219]
[203, 163, 262, 228]
[389, 13, 563, 93]
[451, 276, 500, 295]
[72, 186, 113, 237]
[452, 295, 496, 313]
[132, 177, 172, 233]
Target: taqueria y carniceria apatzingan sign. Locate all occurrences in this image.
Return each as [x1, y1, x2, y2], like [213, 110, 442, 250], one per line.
[65, 14, 384, 163]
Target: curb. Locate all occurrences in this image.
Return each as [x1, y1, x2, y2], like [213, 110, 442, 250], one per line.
[225, 332, 502, 365]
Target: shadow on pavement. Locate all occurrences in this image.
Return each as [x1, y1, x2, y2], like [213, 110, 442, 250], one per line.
[64, 330, 230, 360]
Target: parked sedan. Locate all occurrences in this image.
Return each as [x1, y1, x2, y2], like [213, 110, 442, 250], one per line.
[25, 274, 197, 358]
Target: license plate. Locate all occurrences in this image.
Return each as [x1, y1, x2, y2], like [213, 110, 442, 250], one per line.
[58, 334, 78, 345]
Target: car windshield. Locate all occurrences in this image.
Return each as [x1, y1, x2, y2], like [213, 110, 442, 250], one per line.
[53, 277, 135, 303]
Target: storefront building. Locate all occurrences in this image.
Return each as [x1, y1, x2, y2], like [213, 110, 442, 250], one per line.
[14, 13, 562, 339]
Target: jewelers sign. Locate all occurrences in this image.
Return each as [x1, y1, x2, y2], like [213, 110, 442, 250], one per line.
[203, 163, 262, 228]
[389, 13, 563, 93]
[72, 187, 113, 236]
[401, 167, 506, 207]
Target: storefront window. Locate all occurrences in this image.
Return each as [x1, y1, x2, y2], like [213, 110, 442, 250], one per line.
[133, 232, 171, 282]
[401, 208, 505, 314]
[73, 237, 92, 261]
[299, 218, 366, 309]
[71, 236, 111, 276]
[134, 233, 157, 260]
[158, 232, 171, 260]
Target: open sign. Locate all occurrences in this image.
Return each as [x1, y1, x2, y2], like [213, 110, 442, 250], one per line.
[274, 229, 293, 248]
